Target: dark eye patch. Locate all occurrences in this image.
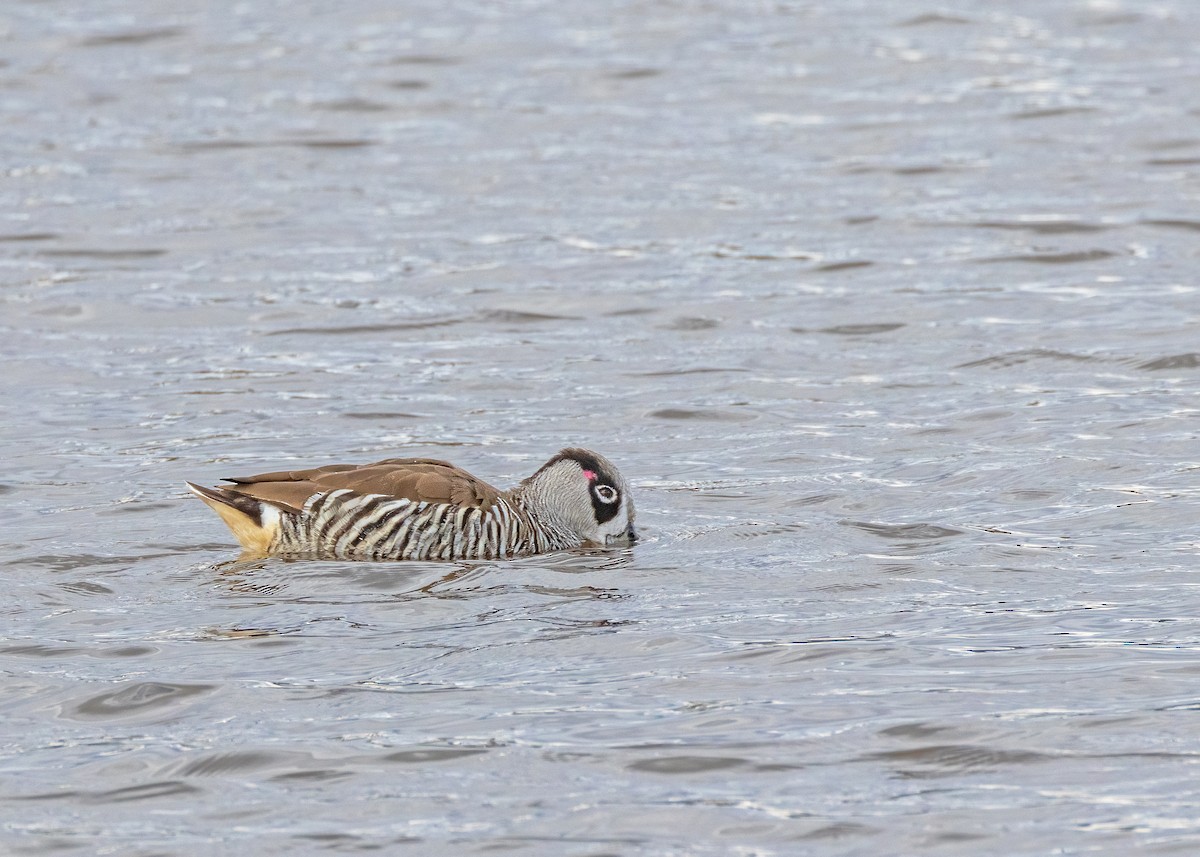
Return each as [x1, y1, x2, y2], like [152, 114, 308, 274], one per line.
[589, 483, 621, 523]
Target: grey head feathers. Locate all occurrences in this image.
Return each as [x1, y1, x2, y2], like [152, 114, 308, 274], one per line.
[516, 447, 637, 546]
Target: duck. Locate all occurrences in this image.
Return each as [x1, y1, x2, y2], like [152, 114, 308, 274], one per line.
[187, 447, 635, 560]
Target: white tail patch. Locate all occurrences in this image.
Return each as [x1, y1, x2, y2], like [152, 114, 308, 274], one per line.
[187, 482, 281, 555]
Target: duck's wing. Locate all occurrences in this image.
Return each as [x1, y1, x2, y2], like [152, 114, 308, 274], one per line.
[220, 457, 502, 513]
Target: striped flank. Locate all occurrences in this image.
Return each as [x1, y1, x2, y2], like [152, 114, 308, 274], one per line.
[272, 491, 575, 561]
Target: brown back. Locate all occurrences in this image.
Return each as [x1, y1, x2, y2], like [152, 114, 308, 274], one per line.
[222, 457, 503, 513]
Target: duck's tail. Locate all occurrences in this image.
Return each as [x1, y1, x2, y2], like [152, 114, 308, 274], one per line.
[186, 482, 281, 554]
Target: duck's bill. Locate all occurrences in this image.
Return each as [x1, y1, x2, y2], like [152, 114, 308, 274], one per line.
[606, 524, 637, 545]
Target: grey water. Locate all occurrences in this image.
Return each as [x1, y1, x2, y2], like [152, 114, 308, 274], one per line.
[3, 1, 1200, 854]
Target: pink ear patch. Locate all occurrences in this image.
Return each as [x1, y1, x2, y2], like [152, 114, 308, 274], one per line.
[582, 469, 597, 480]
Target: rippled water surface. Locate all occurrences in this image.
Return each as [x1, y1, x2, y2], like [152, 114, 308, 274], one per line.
[4, 1, 1200, 854]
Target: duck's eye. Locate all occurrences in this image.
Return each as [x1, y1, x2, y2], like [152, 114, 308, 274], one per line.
[593, 484, 619, 504]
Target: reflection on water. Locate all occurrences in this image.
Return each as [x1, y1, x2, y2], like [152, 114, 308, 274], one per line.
[4, 0, 1200, 853]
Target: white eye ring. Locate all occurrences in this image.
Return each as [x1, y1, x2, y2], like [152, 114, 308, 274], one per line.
[593, 484, 619, 504]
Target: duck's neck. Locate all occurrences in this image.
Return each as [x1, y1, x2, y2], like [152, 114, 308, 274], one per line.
[502, 486, 579, 552]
